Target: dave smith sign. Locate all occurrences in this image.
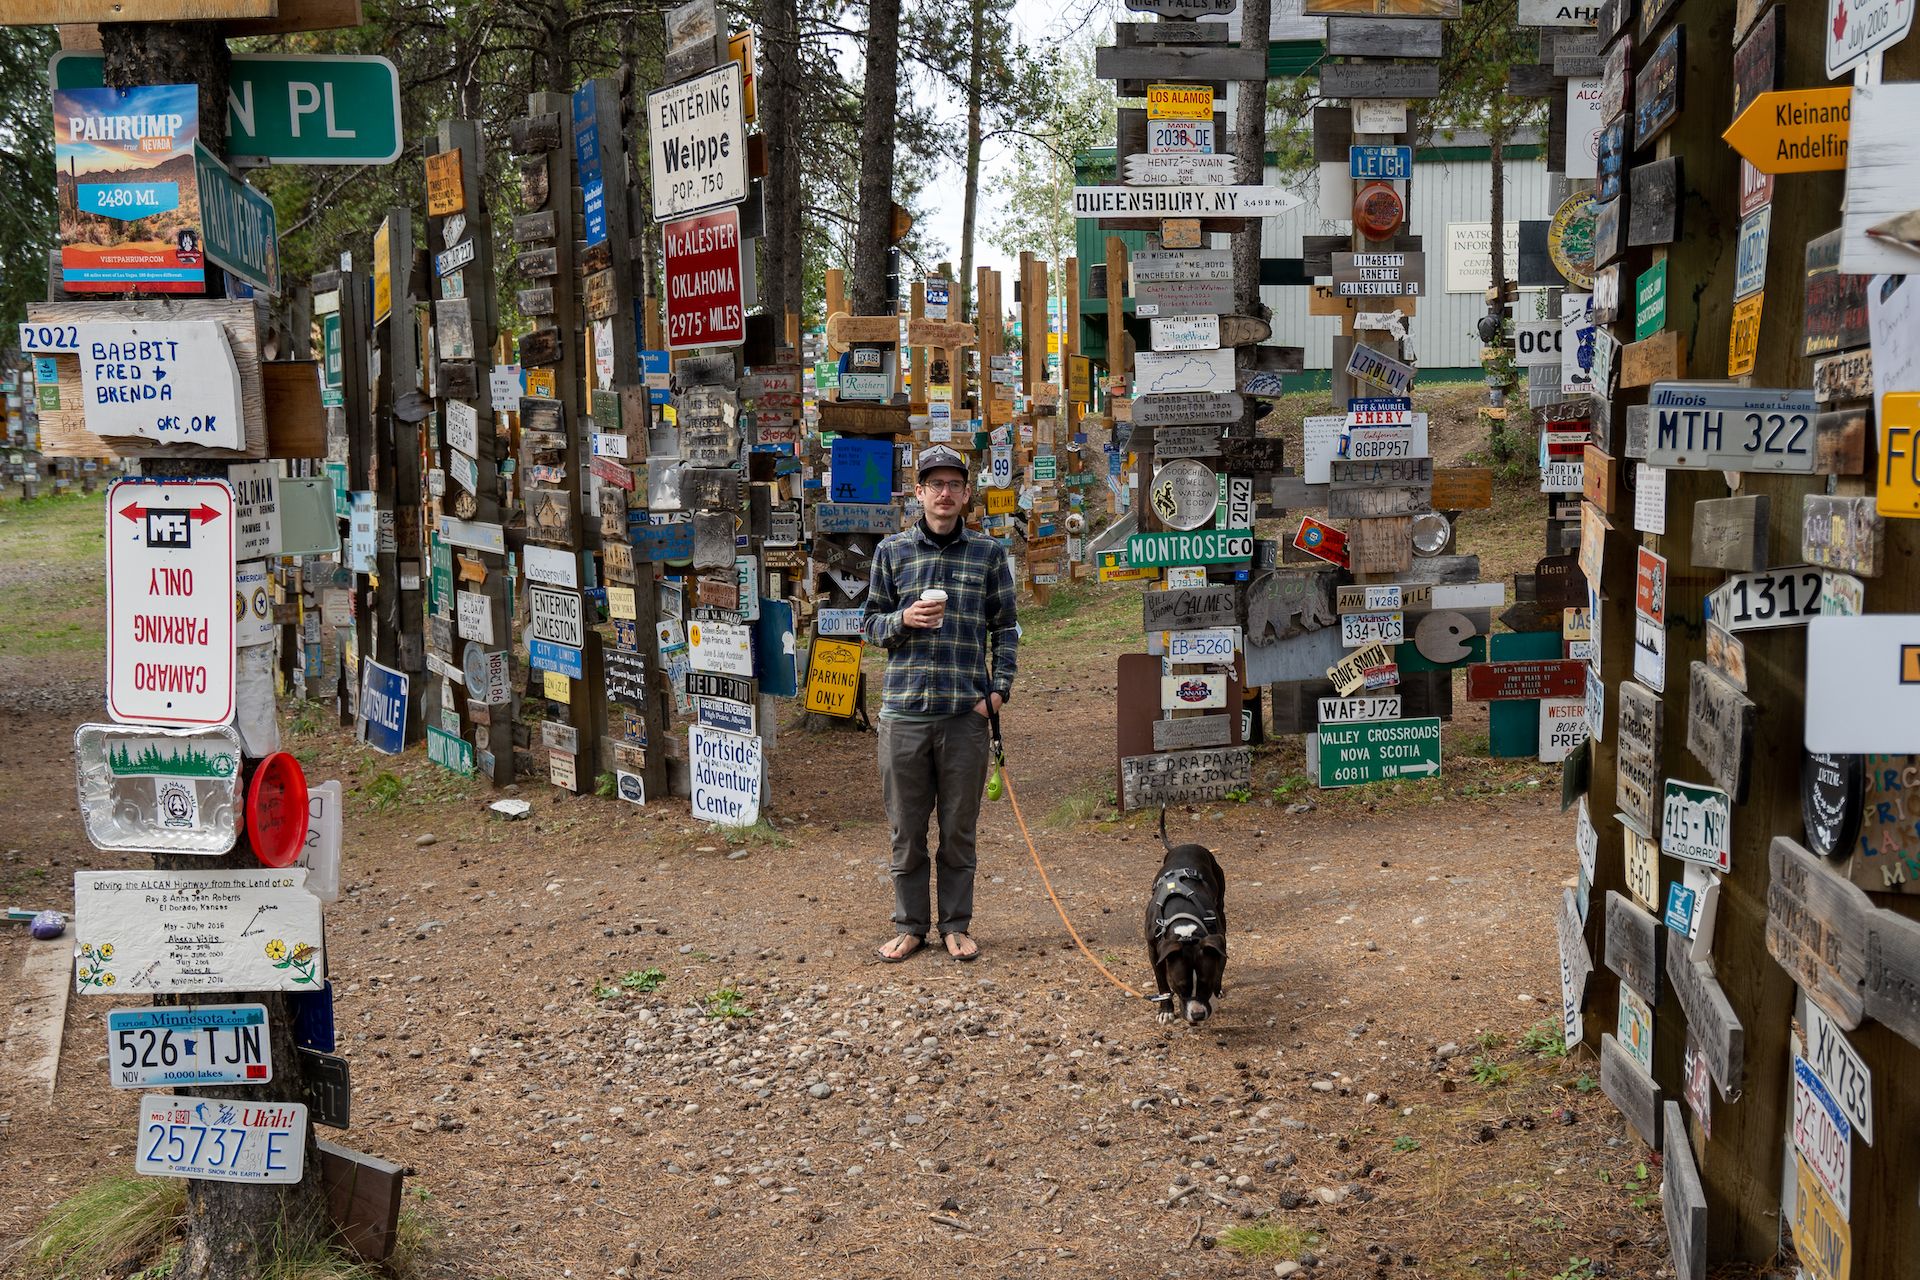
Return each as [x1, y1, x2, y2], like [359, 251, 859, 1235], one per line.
[106, 479, 235, 727]
[664, 206, 745, 351]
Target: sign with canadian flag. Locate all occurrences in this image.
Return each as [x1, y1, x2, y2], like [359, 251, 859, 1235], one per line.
[107, 478, 235, 727]
[664, 206, 745, 351]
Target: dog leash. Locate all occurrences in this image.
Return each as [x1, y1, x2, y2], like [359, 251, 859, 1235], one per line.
[989, 707, 1144, 1001]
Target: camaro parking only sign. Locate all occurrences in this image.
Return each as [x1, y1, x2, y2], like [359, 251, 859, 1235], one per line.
[106, 479, 234, 727]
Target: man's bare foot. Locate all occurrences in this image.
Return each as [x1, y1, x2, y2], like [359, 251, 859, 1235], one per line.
[877, 933, 925, 962]
[943, 932, 980, 961]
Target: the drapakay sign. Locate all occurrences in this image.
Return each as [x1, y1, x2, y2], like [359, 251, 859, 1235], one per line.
[53, 52, 403, 166]
[648, 62, 749, 221]
[106, 479, 235, 727]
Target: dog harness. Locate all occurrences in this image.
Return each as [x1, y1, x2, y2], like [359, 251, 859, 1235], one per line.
[1149, 866, 1227, 964]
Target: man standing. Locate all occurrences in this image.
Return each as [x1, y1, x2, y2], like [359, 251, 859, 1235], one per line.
[863, 445, 1019, 962]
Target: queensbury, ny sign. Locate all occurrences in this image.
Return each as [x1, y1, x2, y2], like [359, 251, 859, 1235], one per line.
[1073, 186, 1304, 217]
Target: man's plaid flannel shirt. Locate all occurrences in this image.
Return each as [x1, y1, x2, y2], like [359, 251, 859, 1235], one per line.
[861, 522, 1019, 718]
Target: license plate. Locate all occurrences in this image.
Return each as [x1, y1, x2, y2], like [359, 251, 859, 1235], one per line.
[108, 1005, 272, 1088]
[137, 1094, 307, 1184]
[1706, 565, 1823, 631]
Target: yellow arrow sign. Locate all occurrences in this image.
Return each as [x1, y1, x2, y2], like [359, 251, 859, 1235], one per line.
[1722, 87, 1852, 174]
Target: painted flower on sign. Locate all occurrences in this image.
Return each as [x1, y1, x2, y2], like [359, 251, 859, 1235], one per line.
[267, 937, 319, 984]
[75, 940, 117, 989]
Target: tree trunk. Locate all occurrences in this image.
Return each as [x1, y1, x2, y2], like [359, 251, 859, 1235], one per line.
[850, 0, 902, 315]
[99, 26, 328, 1280]
[1489, 131, 1506, 302]
[760, 0, 804, 333]
[1231, 0, 1271, 434]
[957, 0, 985, 324]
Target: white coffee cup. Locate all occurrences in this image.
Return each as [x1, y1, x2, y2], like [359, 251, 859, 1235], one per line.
[921, 588, 948, 628]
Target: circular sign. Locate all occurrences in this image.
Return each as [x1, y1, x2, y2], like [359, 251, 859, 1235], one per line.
[1410, 510, 1452, 556]
[464, 644, 509, 705]
[1353, 182, 1405, 241]
[1548, 192, 1597, 290]
[1414, 610, 1475, 664]
[1149, 459, 1220, 530]
[246, 752, 310, 869]
[1801, 751, 1864, 858]
[453, 490, 479, 520]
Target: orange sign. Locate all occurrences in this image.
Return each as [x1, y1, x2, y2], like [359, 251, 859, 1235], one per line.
[1728, 294, 1763, 376]
[426, 148, 465, 216]
[1722, 88, 1850, 174]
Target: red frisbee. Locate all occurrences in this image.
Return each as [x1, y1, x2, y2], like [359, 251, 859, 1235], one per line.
[246, 752, 310, 868]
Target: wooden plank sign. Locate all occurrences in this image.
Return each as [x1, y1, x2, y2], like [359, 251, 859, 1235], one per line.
[1618, 680, 1665, 837]
[1119, 747, 1252, 809]
[1600, 1032, 1662, 1148]
[1633, 26, 1683, 149]
[1801, 494, 1883, 575]
[1662, 1102, 1708, 1280]
[1762, 834, 1920, 1042]
[1627, 157, 1682, 247]
[1686, 661, 1756, 801]
[1142, 585, 1239, 632]
[1691, 495, 1770, 571]
[1605, 889, 1662, 1002]
[1667, 930, 1745, 1100]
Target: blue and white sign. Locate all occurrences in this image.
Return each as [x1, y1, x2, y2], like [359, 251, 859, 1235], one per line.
[1349, 145, 1412, 181]
[689, 724, 763, 826]
[356, 659, 409, 754]
[1663, 881, 1698, 934]
[108, 1004, 271, 1088]
[138, 1094, 307, 1184]
[529, 638, 585, 679]
[817, 607, 865, 637]
[695, 696, 756, 734]
[78, 322, 247, 451]
[572, 84, 608, 249]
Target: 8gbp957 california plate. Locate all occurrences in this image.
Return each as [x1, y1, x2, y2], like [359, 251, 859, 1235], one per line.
[74, 723, 242, 855]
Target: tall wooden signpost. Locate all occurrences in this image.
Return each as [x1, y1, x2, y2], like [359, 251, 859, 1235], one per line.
[372, 207, 426, 742]
[424, 119, 514, 786]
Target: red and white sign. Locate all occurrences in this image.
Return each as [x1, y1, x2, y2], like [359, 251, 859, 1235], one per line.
[1292, 516, 1350, 568]
[664, 207, 745, 351]
[107, 479, 235, 727]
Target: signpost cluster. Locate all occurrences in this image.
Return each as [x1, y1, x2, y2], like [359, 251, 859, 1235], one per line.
[1541, 0, 1920, 1274]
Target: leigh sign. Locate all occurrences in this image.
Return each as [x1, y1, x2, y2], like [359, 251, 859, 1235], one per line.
[107, 479, 235, 727]
[664, 207, 745, 351]
[53, 52, 403, 166]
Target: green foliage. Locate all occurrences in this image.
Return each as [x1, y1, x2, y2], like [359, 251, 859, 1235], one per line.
[22, 1176, 184, 1278]
[1392, 1135, 1421, 1153]
[1576, 1072, 1598, 1093]
[1470, 1054, 1510, 1087]
[364, 771, 406, 812]
[1222, 785, 1254, 803]
[1217, 1222, 1319, 1260]
[703, 985, 753, 1019]
[594, 771, 616, 798]
[1271, 773, 1312, 800]
[620, 966, 666, 993]
[986, 34, 1114, 279]
[1552, 1258, 1599, 1280]
[1472, 1030, 1503, 1051]
[1518, 1020, 1569, 1058]
[0, 26, 56, 336]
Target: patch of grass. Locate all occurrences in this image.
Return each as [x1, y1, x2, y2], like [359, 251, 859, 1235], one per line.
[620, 966, 666, 993]
[1392, 1135, 1421, 1153]
[22, 1175, 184, 1278]
[1047, 782, 1114, 828]
[1217, 1222, 1320, 1260]
[592, 980, 620, 1000]
[363, 771, 406, 812]
[1222, 784, 1253, 803]
[1454, 729, 1491, 757]
[595, 771, 616, 798]
[702, 985, 753, 1019]
[1575, 1072, 1598, 1093]
[0, 491, 107, 660]
[1471, 1030, 1503, 1051]
[718, 818, 790, 847]
[1551, 1258, 1599, 1280]
[1518, 1020, 1569, 1058]
[1271, 773, 1312, 800]
[1469, 1055, 1511, 1087]
[288, 699, 327, 737]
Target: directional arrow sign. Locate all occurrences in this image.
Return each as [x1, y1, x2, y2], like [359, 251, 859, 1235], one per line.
[1316, 717, 1443, 788]
[1722, 87, 1851, 174]
[53, 51, 403, 166]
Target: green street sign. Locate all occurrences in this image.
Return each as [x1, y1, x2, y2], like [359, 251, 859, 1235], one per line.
[427, 725, 475, 777]
[194, 144, 279, 293]
[320, 313, 343, 407]
[1126, 528, 1253, 567]
[52, 51, 402, 166]
[1316, 717, 1442, 788]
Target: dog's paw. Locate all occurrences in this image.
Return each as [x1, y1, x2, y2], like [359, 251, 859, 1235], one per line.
[1158, 1009, 1177, 1025]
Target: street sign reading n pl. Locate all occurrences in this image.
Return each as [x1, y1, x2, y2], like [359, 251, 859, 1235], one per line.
[107, 479, 235, 727]
[53, 52, 402, 166]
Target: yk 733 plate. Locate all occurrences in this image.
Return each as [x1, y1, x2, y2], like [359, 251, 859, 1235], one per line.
[108, 1004, 272, 1088]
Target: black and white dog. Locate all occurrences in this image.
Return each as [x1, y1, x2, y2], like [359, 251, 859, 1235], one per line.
[1144, 809, 1228, 1025]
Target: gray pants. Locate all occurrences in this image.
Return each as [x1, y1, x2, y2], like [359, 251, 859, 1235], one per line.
[877, 711, 992, 937]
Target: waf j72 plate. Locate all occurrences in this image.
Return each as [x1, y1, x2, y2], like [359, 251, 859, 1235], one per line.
[107, 1004, 271, 1088]
[74, 723, 242, 855]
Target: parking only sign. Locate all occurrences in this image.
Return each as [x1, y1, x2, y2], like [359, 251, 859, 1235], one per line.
[106, 479, 235, 727]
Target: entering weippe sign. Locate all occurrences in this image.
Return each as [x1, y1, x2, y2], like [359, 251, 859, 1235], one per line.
[106, 479, 235, 727]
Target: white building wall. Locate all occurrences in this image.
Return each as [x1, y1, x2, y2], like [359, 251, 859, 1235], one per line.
[1258, 152, 1555, 371]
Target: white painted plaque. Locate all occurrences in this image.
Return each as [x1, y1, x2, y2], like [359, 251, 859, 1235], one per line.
[74, 868, 326, 995]
[689, 724, 762, 825]
[78, 322, 246, 450]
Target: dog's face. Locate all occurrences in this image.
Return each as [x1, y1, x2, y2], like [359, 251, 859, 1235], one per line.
[1159, 937, 1227, 1024]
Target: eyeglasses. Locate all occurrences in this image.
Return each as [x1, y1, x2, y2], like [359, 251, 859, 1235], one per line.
[918, 479, 969, 493]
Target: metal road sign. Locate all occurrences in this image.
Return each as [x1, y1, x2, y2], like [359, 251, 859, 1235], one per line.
[54, 52, 403, 166]
[1316, 717, 1442, 788]
[107, 480, 235, 727]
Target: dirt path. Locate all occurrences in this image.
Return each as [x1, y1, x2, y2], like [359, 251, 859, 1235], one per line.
[0, 455, 1670, 1280]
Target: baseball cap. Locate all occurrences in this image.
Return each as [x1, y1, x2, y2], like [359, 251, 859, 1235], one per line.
[916, 445, 969, 481]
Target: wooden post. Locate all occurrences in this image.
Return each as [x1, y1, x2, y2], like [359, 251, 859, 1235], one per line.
[372, 209, 425, 742]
